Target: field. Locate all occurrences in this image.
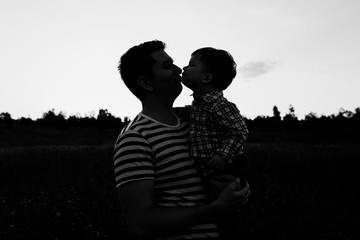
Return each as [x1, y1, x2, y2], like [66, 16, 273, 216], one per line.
[1, 126, 358, 239]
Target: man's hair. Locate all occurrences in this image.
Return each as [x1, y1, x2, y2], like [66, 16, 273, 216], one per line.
[118, 40, 166, 98]
[192, 47, 237, 90]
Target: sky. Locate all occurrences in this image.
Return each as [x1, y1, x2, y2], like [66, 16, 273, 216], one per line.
[1, 0, 359, 120]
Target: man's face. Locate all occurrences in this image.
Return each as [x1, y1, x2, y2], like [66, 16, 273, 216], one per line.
[148, 50, 183, 100]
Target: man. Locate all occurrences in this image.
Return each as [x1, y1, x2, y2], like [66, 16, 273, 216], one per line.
[114, 40, 250, 239]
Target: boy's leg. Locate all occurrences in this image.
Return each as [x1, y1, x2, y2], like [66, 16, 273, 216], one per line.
[215, 157, 251, 239]
[206, 174, 246, 239]
[231, 153, 251, 185]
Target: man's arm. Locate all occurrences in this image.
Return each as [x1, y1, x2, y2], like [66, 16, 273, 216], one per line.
[117, 178, 250, 239]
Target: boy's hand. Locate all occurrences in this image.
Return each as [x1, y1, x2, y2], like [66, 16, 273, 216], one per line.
[209, 154, 225, 173]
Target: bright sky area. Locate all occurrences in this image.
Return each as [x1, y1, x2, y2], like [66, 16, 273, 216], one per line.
[1, 0, 359, 120]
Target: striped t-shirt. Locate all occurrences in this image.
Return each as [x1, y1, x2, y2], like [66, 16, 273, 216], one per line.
[113, 113, 219, 239]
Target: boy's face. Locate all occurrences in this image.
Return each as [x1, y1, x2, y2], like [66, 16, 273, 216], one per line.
[181, 54, 208, 92]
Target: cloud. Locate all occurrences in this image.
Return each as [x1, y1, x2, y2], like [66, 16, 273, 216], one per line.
[238, 61, 279, 79]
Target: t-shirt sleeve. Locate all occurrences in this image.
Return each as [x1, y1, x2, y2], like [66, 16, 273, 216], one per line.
[113, 130, 154, 188]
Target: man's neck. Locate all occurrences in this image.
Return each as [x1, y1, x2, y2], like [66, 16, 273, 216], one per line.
[141, 99, 178, 126]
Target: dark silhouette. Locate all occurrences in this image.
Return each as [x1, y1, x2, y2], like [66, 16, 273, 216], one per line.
[1, 105, 359, 239]
[1, 106, 359, 143]
[0, 109, 130, 130]
[182, 47, 249, 239]
[0, 112, 14, 129]
[272, 105, 281, 122]
[113, 40, 251, 239]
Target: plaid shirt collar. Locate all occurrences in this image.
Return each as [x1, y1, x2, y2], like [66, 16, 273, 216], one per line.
[192, 90, 223, 104]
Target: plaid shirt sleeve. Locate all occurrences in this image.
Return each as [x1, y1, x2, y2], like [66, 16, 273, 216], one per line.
[212, 101, 248, 164]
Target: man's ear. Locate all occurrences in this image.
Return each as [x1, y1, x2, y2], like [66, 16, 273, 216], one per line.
[137, 77, 154, 91]
[203, 73, 213, 84]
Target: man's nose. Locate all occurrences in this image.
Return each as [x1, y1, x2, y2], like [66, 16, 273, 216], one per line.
[174, 65, 182, 74]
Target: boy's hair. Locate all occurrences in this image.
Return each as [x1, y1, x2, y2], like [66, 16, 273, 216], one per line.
[192, 47, 237, 90]
[118, 40, 166, 99]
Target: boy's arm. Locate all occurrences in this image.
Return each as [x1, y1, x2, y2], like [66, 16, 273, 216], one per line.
[212, 102, 248, 164]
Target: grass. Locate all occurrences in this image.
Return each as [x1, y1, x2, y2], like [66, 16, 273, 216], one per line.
[0, 144, 127, 239]
[243, 143, 358, 240]
[0, 127, 358, 239]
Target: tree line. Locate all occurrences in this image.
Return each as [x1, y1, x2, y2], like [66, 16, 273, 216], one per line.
[248, 105, 360, 129]
[1, 106, 360, 134]
[0, 109, 130, 130]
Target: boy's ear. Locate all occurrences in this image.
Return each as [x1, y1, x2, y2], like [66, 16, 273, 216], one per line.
[137, 76, 154, 91]
[203, 73, 213, 84]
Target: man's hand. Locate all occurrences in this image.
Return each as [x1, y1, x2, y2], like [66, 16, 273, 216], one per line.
[211, 176, 251, 213]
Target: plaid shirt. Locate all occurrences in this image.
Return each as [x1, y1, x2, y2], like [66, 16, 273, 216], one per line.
[190, 90, 248, 177]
